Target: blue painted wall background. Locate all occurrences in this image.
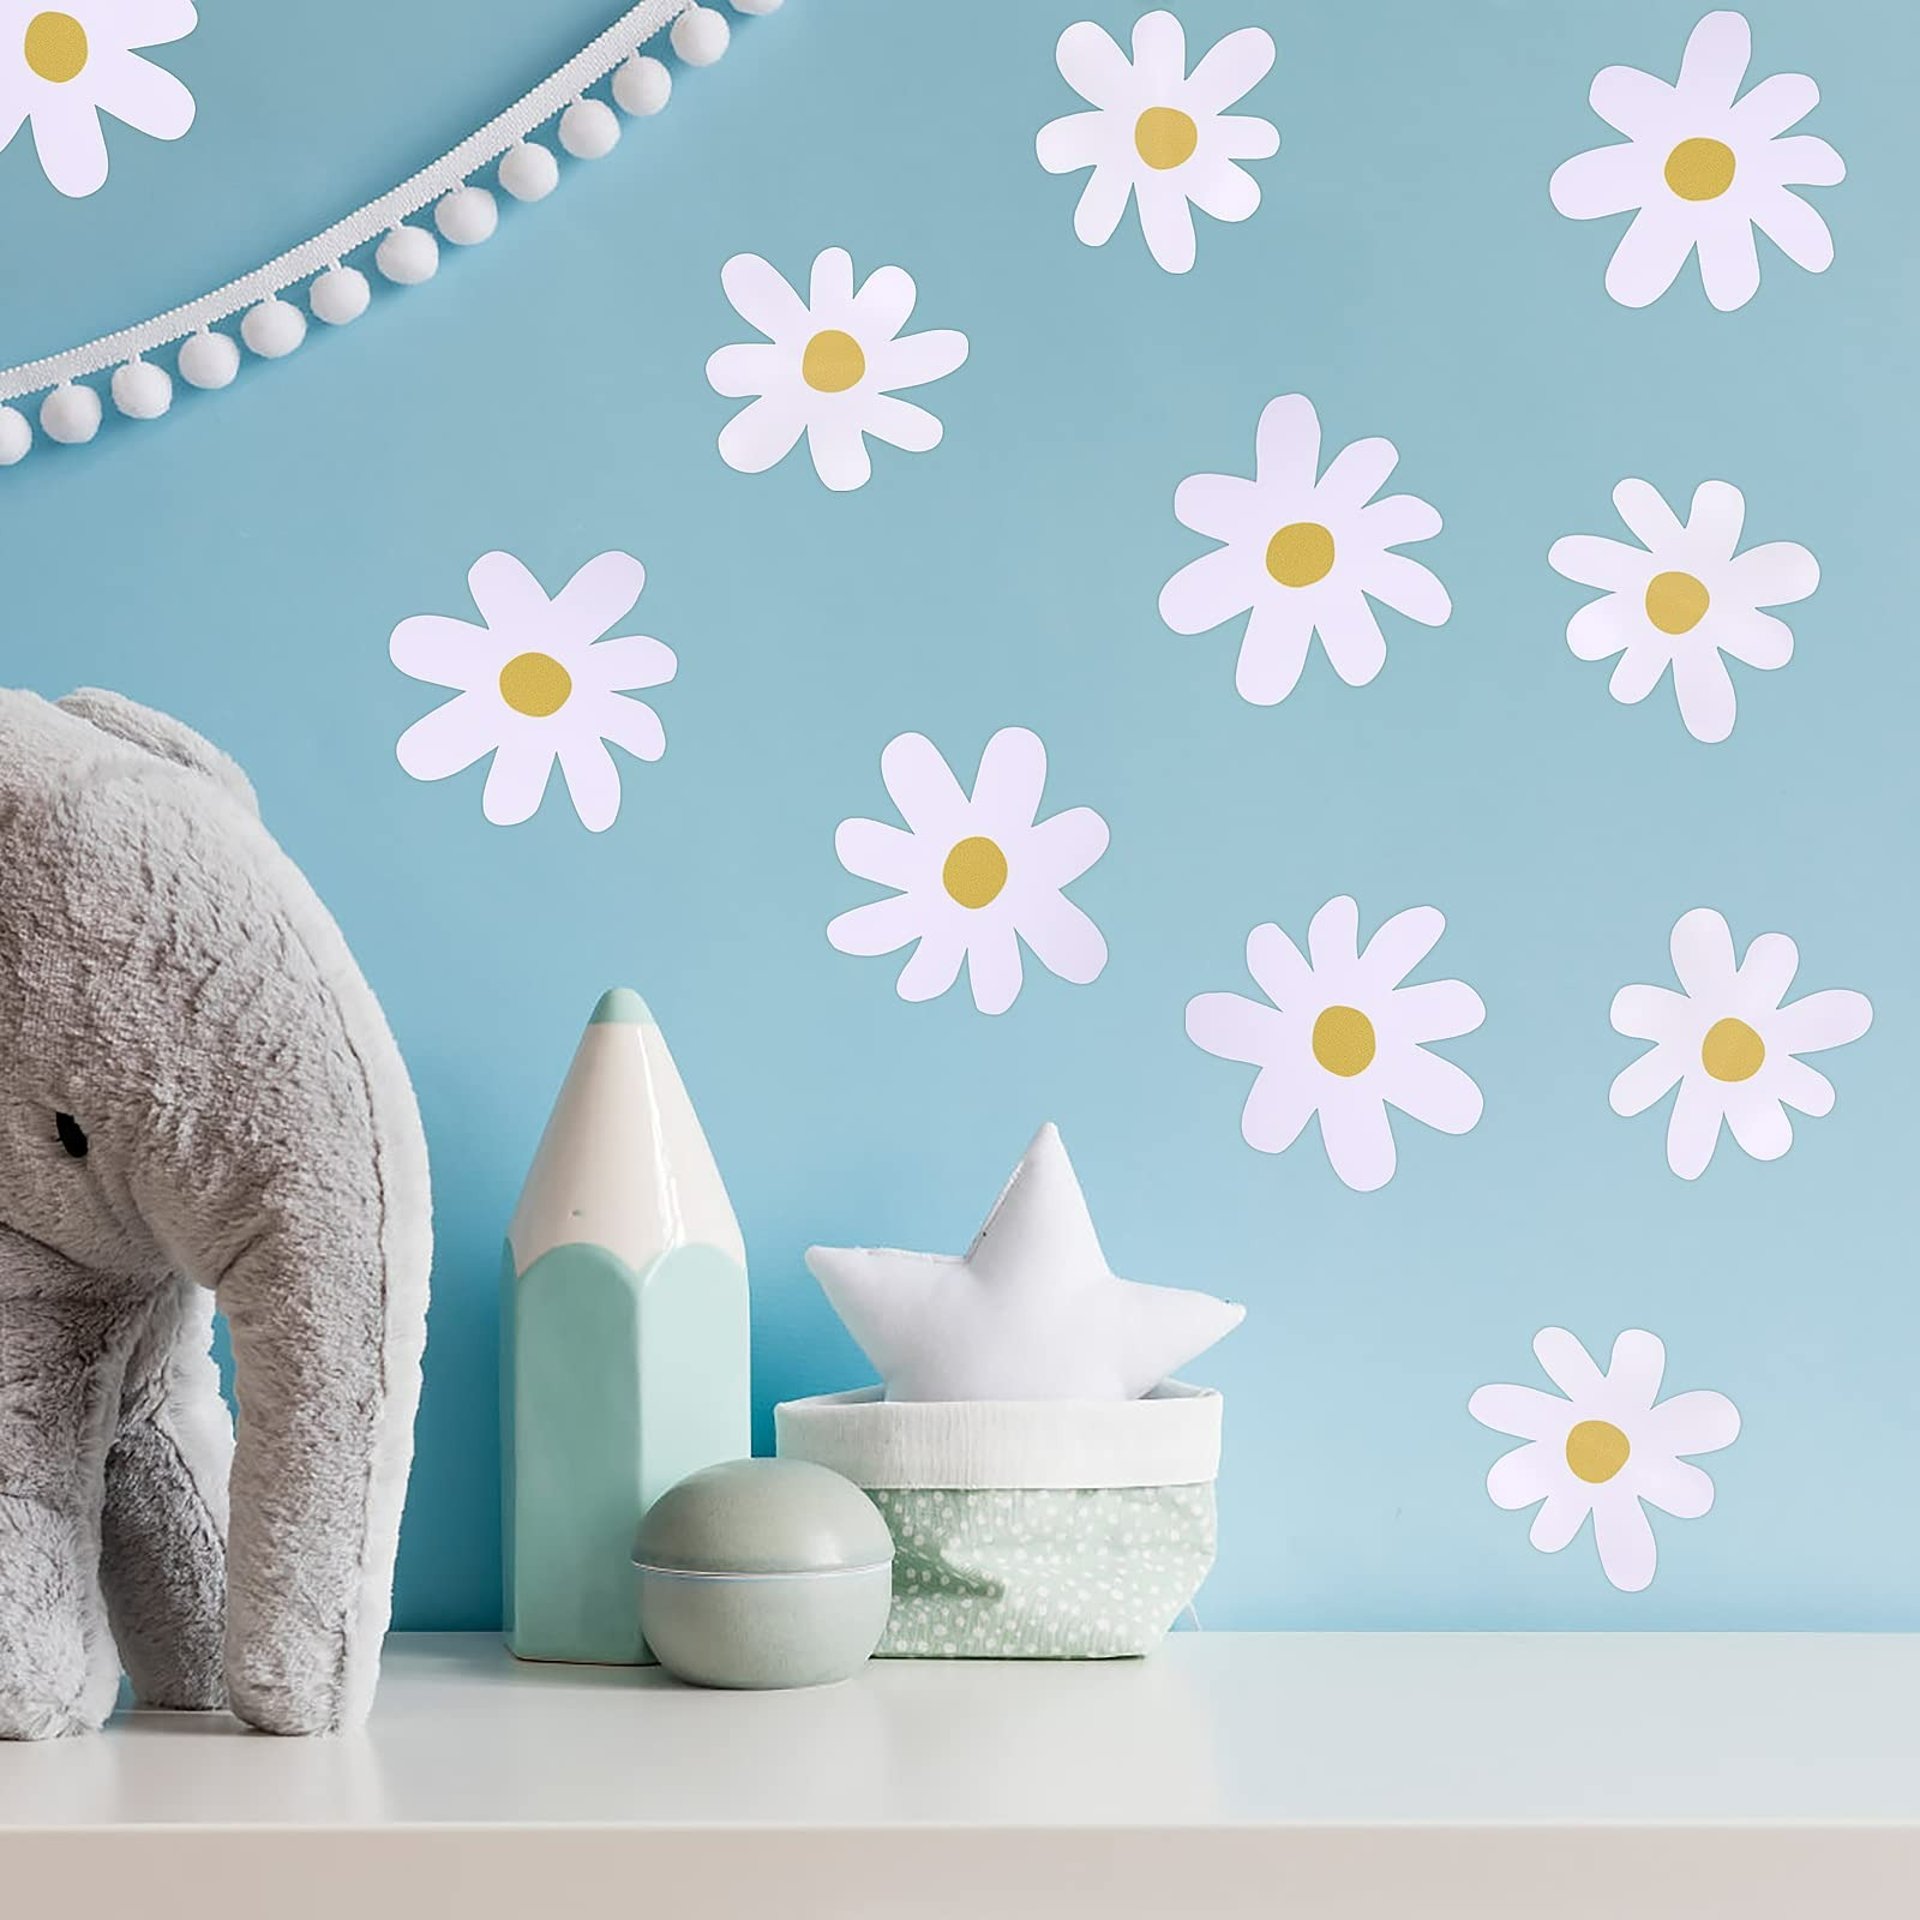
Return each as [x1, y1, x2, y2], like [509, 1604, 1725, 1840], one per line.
[2, 0, 1914, 1629]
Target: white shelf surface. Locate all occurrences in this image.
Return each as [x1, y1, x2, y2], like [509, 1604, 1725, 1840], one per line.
[5, 1631, 1918, 1917]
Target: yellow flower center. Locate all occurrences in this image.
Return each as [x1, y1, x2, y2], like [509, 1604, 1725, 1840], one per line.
[1701, 1016, 1765, 1083]
[1565, 1419, 1631, 1485]
[1134, 106, 1199, 170]
[802, 329, 866, 394]
[498, 652, 572, 718]
[1664, 136, 1737, 202]
[942, 836, 1008, 909]
[24, 11, 87, 82]
[1266, 521, 1337, 589]
[1311, 1005, 1376, 1078]
[1644, 570, 1710, 635]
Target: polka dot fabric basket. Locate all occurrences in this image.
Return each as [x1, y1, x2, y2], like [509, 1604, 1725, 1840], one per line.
[773, 1382, 1222, 1658]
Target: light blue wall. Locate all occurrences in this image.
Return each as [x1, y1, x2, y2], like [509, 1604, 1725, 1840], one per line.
[3, 0, 1913, 1628]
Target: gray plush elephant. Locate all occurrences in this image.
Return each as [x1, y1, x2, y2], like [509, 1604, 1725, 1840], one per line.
[0, 689, 431, 1738]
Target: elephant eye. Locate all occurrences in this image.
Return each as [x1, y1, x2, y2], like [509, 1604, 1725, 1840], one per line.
[55, 1112, 88, 1160]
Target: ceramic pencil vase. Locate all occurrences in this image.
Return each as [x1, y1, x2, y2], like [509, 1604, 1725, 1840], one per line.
[502, 988, 750, 1665]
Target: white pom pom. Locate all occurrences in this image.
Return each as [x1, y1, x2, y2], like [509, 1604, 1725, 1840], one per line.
[559, 98, 621, 159]
[310, 264, 370, 325]
[178, 330, 240, 390]
[40, 383, 101, 446]
[377, 224, 440, 285]
[436, 184, 498, 246]
[612, 53, 671, 115]
[0, 405, 30, 466]
[111, 360, 173, 420]
[242, 298, 307, 359]
[499, 140, 558, 202]
[671, 5, 731, 63]
[730, 0, 783, 13]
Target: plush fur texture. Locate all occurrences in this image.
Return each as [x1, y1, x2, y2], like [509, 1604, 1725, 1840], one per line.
[0, 690, 431, 1738]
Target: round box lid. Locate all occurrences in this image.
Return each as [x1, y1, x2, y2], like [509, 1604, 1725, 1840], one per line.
[634, 1458, 894, 1576]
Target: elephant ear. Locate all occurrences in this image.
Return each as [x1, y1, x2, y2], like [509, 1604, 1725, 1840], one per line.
[57, 689, 259, 817]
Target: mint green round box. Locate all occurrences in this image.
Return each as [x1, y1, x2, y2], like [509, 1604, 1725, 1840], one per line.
[774, 1383, 1221, 1659]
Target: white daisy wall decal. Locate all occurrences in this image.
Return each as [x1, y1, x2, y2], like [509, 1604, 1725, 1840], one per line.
[391, 550, 677, 834]
[827, 728, 1109, 1016]
[1035, 10, 1277, 274]
[1470, 1329, 1741, 1593]
[1159, 394, 1451, 706]
[1185, 895, 1484, 1192]
[1610, 908, 1871, 1180]
[1548, 10, 1844, 311]
[1549, 478, 1818, 744]
[1, 0, 197, 196]
[705, 248, 968, 493]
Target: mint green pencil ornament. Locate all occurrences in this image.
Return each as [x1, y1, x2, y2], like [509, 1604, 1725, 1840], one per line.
[502, 988, 750, 1664]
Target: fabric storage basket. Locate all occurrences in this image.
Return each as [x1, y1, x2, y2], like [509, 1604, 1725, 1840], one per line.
[773, 1381, 1221, 1658]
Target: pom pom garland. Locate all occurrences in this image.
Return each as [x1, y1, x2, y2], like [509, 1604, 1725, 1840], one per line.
[111, 360, 173, 420]
[498, 141, 559, 202]
[559, 98, 621, 159]
[613, 53, 671, 115]
[436, 185, 499, 246]
[242, 299, 308, 359]
[41, 384, 102, 445]
[377, 224, 441, 286]
[178, 331, 241, 390]
[0, 0, 772, 464]
[671, 5, 730, 63]
[310, 265, 371, 326]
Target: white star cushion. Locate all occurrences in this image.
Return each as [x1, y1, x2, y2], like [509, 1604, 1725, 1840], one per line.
[806, 1124, 1246, 1401]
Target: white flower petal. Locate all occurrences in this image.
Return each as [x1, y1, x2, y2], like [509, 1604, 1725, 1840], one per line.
[1633, 1456, 1718, 1520]
[1382, 1047, 1482, 1136]
[1233, 598, 1315, 705]
[1314, 591, 1389, 686]
[1644, 1388, 1742, 1458]
[1765, 136, 1844, 190]
[1239, 1067, 1317, 1155]
[1608, 642, 1671, 707]
[1551, 534, 1653, 595]
[1183, 26, 1274, 115]
[1613, 477, 1686, 551]
[861, 394, 944, 454]
[1670, 907, 1737, 997]
[1604, 205, 1698, 309]
[1665, 1071, 1727, 1180]
[806, 417, 873, 493]
[1186, 990, 1282, 1066]
[705, 341, 781, 399]
[717, 392, 806, 475]
[1696, 216, 1762, 312]
[1255, 394, 1322, 493]
[1609, 1041, 1686, 1118]
[965, 921, 1025, 1016]
[1385, 977, 1485, 1044]
[877, 328, 969, 392]
[1730, 71, 1818, 139]
[1677, 9, 1752, 114]
[549, 551, 645, 642]
[584, 634, 676, 695]
[1735, 929, 1799, 1008]
[1317, 1086, 1397, 1192]
[1136, 172, 1198, 273]
[1611, 982, 1691, 1042]
[1768, 987, 1872, 1055]
[1713, 607, 1794, 670]
[1307, 895, 1362, 974]
[1725, 539, 1819, 608]
[1364, 551, 1452, 627]
[1723, 1087, 1793, 1161]
[852, 262, 917, 338]
[1129, 8, 1187, 82]
[1586, 63, 1678, 141]
[1161, 543, 1254, 634]
[557, 734, 622, 833]
[482, 736, 556, 827]
[390, 613, 499, 689]
[1549, 140, 1653, 220]
[895, 930, 968, 1004]
[1470, 1386, 1576, 1445]
[970, 726, 1048, 834]
[1246, 920, 1316, 1009]
[1053, 19, 1132, 110]
[835, 818, 923, 890]
[1564, 594, 1636, 663]
[880, 732, 968, 838]
[1359, 904, 1446, 987]
[93, 50, 194, 140]
[1532, 1327, 1607, 1401]
[1023, 806, 1110, 888]
[1592, 1491, 1657, 1592]
[808, 245, 856, 311]
[1172, 471, 1264, 543]
[1605, 1328, 1667, 1407]
[720, 252, 807, 341]
[1035, 108, 1110, 175]
[1214, 112, 1280, 163]
[596, 693, 666, 764]
[1072, 161, 1136, 247]
[396, 693, 498, 782]
[1671, 644, 1738, 743]
[1529, 1489, 1593, 1554]
[1315, 435, 1399, 510]
[1018, 894, 1108, 987]
[1684, 479, 1746, 560]
[827, 893, 927, 958]
[1358, 493, 1441, 551]
[1185, 155, 1262, 225]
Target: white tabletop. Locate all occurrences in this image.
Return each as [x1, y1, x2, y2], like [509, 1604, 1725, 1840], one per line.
[4, 1631, 1917, 1917]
